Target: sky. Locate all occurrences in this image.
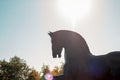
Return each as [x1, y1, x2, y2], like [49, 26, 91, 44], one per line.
[0, 0, 120, 71]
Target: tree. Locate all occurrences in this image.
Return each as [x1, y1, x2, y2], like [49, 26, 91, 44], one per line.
[51, 66, 59, 76]
[58, 62, 64, 75]
[40, 65, 50, 80]
[27, 69, 41, 80]
[0, 56, 30, 80]
[0, 60, 10, 80]
[51, 62, 64, 76]
[41, 64, 50, 75]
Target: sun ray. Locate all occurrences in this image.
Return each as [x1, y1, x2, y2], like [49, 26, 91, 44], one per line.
[58, 0, 92, 28]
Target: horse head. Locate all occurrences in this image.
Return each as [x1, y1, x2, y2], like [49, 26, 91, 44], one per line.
[48, 31, 63, 58]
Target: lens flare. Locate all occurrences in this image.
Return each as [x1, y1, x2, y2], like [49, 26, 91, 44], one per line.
[45, 73, 53, 80]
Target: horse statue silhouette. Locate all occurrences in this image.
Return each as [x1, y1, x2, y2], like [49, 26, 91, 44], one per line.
[48, 30, 120, 80]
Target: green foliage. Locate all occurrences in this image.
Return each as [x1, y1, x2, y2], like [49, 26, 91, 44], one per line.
[0, 56, 64, 80]
[0, 56, 30, 80]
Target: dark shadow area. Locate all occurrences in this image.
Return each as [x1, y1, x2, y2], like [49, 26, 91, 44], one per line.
[48, 30, 120, 80]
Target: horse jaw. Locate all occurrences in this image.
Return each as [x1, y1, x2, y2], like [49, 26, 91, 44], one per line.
[53, 55, 57, 58]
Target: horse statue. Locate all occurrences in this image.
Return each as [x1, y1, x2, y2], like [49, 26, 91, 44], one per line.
[48, 30, 120, 80]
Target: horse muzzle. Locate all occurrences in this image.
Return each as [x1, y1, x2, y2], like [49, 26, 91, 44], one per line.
[58, 54, 61, 58]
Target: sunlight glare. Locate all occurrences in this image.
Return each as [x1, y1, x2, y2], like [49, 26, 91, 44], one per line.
[58, 0, 92, 27]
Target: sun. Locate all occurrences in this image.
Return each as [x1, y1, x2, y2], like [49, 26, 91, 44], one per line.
[58, 0, 92, 27]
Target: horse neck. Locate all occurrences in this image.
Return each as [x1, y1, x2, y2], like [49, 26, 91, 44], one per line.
[64, 40, 90, 54]
[61, 34, 91, 63]
[64, 44, 91, 63]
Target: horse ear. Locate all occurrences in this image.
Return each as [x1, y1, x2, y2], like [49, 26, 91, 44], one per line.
[48, 31, 53, 37]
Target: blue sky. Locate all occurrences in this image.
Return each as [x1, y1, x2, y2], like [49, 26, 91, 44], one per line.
[0, 0, 120, 71]
[0, 0, 50, 70]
